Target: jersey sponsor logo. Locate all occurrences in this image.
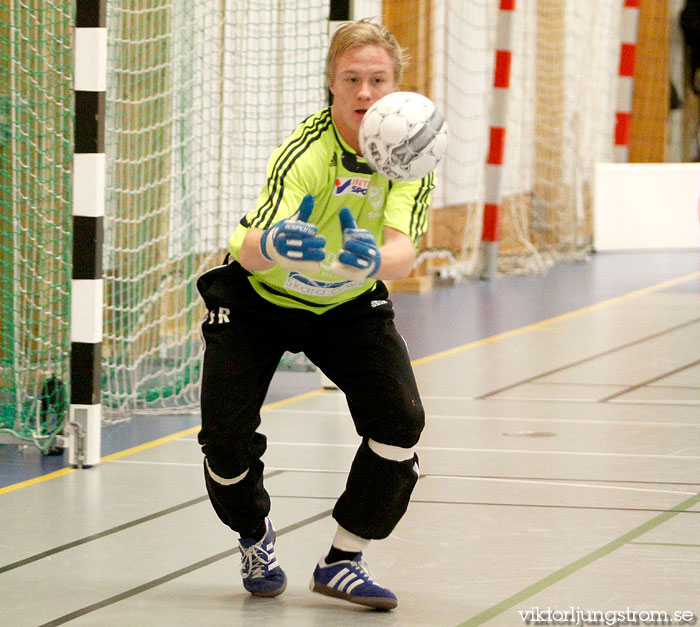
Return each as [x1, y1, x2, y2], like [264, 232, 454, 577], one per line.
[284, 272, 361, 297]
[334, 176, 370, 197]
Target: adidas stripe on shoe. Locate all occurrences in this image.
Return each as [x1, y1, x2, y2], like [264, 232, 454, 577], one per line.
[310, 554, 397, 610]
[239, 518, 287, 597]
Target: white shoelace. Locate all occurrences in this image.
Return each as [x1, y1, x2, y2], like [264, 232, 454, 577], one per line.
[350, 558, 376, 584]
[240, 542, 277, 579]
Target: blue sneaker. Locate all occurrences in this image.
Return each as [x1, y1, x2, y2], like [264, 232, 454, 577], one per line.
[310, 554, 398, 610]
[238, 518, 287, 597]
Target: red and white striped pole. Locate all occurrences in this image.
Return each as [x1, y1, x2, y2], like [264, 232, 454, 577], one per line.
[614, 0, 640, 162]
[479, 0, 516, 280]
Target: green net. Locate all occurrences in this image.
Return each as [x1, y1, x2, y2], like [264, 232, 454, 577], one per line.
[103, 1, 329, 421]
[0, 1, 73, 452]
[0, 1, 330, 446]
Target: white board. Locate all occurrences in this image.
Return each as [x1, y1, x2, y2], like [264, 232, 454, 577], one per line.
[593, 163, 700, 251]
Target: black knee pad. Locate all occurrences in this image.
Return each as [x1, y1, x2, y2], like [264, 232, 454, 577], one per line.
[203, 458, 270, 534]
[198, 431, 267, 481]
[333, 440, 420, 539]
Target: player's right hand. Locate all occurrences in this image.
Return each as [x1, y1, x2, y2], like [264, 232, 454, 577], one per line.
[259, 194, 326, 273]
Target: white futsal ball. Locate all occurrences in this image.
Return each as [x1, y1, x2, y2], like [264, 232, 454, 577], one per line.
[359, 91, 448, 182]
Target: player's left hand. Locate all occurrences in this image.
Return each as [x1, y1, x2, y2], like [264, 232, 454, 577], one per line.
[330, 208, 381, 282]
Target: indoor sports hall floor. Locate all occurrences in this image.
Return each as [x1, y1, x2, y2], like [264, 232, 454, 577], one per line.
[1, 250, 699, 627]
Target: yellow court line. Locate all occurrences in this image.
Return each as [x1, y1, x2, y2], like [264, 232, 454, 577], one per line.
[1, 271, 697, 496]
[0, 390, 329, 496]
[0, 467, 75, 496]
[101, 389, 330, 463]
[411, 270, 700, 367]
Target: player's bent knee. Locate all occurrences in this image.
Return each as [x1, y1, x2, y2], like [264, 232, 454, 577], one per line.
[380, 399, 425, 448]
[403, 395, 426, 439]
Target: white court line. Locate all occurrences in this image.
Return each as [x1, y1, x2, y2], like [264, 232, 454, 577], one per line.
[490, 396, 700, 406]
[108, 460, 202, 467]
[261, 408, 700, 428]
[421, 446, 700, 459]
[107, 459, 344, 472]
[272, 443, 700, 459]
[420, 474, 698, 496]
[263, 408, 348, 415]
[105, 459, 696, 497]
[425, 414, 700, 427]
[609, 398, 700, 405]
[171, 439, 699, 459]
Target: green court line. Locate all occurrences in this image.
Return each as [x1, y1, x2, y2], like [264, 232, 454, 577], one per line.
[630, 541, 700, 549]
[458, 491, 700, 626]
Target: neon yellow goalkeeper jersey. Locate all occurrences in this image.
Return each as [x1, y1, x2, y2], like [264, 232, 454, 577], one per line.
[228, 106, 435, 313]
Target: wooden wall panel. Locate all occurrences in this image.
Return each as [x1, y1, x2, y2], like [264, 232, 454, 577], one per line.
[382, 0, 433, 96]
[629, 0, 670, 162]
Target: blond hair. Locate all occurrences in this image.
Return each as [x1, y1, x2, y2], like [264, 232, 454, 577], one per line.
[326, 18, 407, 87]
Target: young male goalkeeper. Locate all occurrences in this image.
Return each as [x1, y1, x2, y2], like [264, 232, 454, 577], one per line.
[196, 19, 434, 611]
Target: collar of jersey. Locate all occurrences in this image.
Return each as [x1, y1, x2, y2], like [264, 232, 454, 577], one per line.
[330, 114, 375, 176]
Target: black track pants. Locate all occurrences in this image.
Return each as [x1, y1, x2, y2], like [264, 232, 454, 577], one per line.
[197, 261, 424, 539]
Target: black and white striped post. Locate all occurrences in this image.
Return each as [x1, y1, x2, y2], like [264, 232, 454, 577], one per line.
[69, 0, 106, 467]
